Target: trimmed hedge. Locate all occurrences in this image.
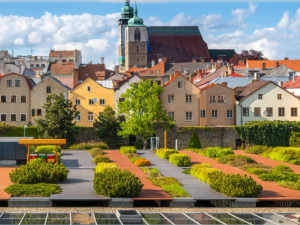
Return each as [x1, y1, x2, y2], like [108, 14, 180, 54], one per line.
[290, 131, 300, 147]
[161, 184, 189, 197]
[120, 146, 137, 154]
[93, 155, 110, 164]
[36, 146, 61, 153]
[191, 163, 221, 183]
[95, 163, 119, 173]
[134, 159, 151, 167]
[156, 148, 178, 160]
[9, 158, 68, 184]
[69, 142, 109, 150]
[206, 147, 234, 159]
[93, 168, 143, 197]
[169, 154, 191, 167]
[89, 148, 103, 157]
[263, 147, 300, 165]
[0, 123, 40, 138]
[217, 154, 256, 168]
[188, 131, 201, 149]
[245, 145, 270, 154]
[5, 183, 61, 197]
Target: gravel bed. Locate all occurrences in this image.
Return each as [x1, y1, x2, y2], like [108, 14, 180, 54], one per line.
[0, 207, 300, 213]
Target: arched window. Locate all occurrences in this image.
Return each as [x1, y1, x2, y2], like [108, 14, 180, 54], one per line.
[134, 28, 141, 41]
[136, 45, 139, 52]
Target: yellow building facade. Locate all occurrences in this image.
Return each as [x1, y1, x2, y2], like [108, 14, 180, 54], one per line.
[69, 78, 114, 127]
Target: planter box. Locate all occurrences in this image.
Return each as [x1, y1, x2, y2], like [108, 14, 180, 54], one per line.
[109, 198, 134, 208]
[8, 197, 52, 207]
[170, 197, 196, 208]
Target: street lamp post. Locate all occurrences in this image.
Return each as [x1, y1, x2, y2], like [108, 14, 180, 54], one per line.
[24, 125, 28, 137]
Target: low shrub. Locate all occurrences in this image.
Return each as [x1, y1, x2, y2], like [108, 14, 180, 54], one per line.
[5, 183, 61, 197]
[218, 155, 256, 168]
[197, 149, 207, 157]
[120, 146, 137, 154]
[161, 184, 190, 197]
[95, 163, 119, 173]
[169, 154, 191, 167]
[156, 149, 178, 160]
[263, 147, 300, 165]
[134, 159, 151, 167]
[246, 168, 270, 175]
[133, 139, 144, 149]
[69, 142, 109, 150]
[89, 148, 103, 157]
[148, 177, 180, 187]
[206, 147, 234, 159]
[125, 153, 139, 159]
[130, 157, 143, 163]
[93, 168, 143, 197]
[259, 172, 300, 183]
[209, 172, 263, 197]
[190, 164, 221, 183]
[35, 145, 61, 153]
[274, 165, 294, 173]
[9, 159, 68, 184]
[239, 163, 272, 171]
[93, 155, 110, 164]
[182, 168, 191, 174]
[188, 131, 201, 149]
[297, 178, 300, 191]
[245, 145, 270, 154]
[141, 168, 162, 177]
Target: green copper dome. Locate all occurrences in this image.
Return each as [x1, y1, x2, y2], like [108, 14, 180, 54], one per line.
[121, 0, 134, 19]
[128, 3, 145, 26]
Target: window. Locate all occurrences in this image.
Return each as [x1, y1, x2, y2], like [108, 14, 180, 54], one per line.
[37, 109, 42, 116]
[254, 107, 261, 116]
[69, 59, 74, 62]
[41, 64, 45, 67]
[32, 109, 35, 117]
[75, 99, 81, 105]
[209, 96, 216, 103]
[21, 95, 26, 103]
[278, 94, 282, 100]
[178, 81, 183, 89]
[168, 95, 174, 104]
[87, 86, 91, 92]
[1, 96, 6, 103]
[11, 95, 17, 103]
[99, 99, 105, 105]
[186, 112, 193, 121]
[6, 80, 12, 87]
[36, 64, 40, 67]
[21, 114, 26, 121]
[75, 112, 81, 121]
[89, 99, 95, 105]
[168, 112, 175, 121]
[8, 69, 11, 73]
[88, 112, 94, 121]
[136, 45, 139, 52]
[218, 95, 225, 103]
[201, 110, 205, 118]
[1, 114, 6, 121]
[10, 114, 16, 122]
[227, 110, 233, 118]
[291, 108, 298, 117]
[266, 107, 273, 117]
[278, 107, 285, 117]
[30, 64, 34, 67]
[243, 107, 249, 117]
[15, 80, 21, 87]
[46, 86, 51, 93]
[258, 94, 263, 100]
[186, 95, 192, 104]
[134, 28, 141, 41]
[119, 98, 125, 102]
[212, 110, 218, 118]
[62, 60, 67, 62]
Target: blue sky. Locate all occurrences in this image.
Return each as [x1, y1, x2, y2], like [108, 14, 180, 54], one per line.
[0, 1, 299, 68]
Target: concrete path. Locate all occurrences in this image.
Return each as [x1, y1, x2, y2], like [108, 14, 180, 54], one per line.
[50, 151, 109, 201]
[0, 168, 13, 201]
[104, 150, 173, 200]
[182, 150, 300, 201]
[138, 150, 233, 200]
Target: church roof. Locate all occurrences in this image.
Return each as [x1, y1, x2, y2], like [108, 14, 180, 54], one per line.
[128, 3, 145, 27]
[147, 26, 209, 64]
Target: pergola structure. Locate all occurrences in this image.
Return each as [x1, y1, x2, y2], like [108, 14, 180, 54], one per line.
[18, 139, 66, 163]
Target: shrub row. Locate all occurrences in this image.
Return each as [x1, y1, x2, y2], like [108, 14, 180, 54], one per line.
[190, 163, 263, 197]
[93, 155, 110, 164]
[9, 158, 69, 184]
[95, 163, 119, 173]
[156, 149, 178, 160]
[156, 149, 190, 167]
[217, 154, 256, 168]
[120, 146, 137, 154]
[69, 142, 109, 150]
[89, 148, 103, 157]
[5, 183, 61, 197]
[35, 145, 62, 153]
[121, 148, 151, 167]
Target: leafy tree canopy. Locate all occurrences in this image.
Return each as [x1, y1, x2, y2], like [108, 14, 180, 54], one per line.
[230, 49, 266, 65]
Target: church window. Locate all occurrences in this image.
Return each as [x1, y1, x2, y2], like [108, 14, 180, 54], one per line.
[137, 45, 139, 52]
[134, 28, 141, 41]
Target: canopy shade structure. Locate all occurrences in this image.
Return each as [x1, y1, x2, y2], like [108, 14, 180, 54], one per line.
[18, 139, 66, 163]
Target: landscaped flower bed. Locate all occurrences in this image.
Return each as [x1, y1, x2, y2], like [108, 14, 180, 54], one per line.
[120, 146, 151, 167]
[155, 148, 191, 167]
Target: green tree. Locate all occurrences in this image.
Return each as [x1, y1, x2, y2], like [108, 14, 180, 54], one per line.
[36, 93, 79, 141]
[118, 79, 170, 149]
[188, 131, 202, 149]
[94, 105, 120, 144]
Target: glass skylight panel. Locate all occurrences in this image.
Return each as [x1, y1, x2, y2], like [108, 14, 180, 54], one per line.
[1, 213, 24, 219]
[46, 213, 70, 225]
[24, 213, 47, 219]
[0, 218, 22, 224]
[254, 213, 299, 225]
[71, 213, 95, 225]
[186, 213, 223, 225]
[232, 213, 275, 225]
[162, 213, 197, 224]
[21, 218, 46, 224]
[94, 213, 121, 225]
[141, 213, 173, 225]
[276, 213, 300, 223]
[208, 213, 248, 225]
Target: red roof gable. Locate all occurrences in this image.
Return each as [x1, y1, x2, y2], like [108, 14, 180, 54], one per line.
[0, 73, 33, 89]
[229, 73, 245, 77]
[283, 76, 300, 89]
[78, 64, 107, 81]
[55, 77, 74, 89]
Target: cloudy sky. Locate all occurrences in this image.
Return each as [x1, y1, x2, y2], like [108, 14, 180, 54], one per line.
[0, 0, 299, 69]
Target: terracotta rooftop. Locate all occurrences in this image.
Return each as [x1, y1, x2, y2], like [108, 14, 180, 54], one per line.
[55, 77, 74, 89]
[78, 64, 109, 81]
[248, 59, 300, 72]
[124, 67, 143, 76]
[229, 72, 245, 77]
[49, 50, 80, 57]
[49, 62, 74, 75]
[283, 76, 300, 89]
[163, 74, 181, 87]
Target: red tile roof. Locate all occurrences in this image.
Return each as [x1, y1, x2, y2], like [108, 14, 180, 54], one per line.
[229, 72, 245, 77]
[163, 74, 181, 87]
[55, 77, 74, 89]
[49, 50, 80, 57]
[49, 62, 74, 75]
[237, 81, 271, 102]
[248, 59, 300, 71]
[78, 64, 107, 81]
[283, 76, 300, 89]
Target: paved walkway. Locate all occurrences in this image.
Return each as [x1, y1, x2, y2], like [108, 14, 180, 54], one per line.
[104, 150, 173, 200]
[181, 151, 300, 201]
[50, 151, 109, 201]
[0, 168, 13, 201]
[138, 150, 233, 200]
[235, 150, 300, 173]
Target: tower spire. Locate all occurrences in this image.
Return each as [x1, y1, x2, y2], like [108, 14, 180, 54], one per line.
[134, 2, 138, 16]
[125, 0, 130, 6]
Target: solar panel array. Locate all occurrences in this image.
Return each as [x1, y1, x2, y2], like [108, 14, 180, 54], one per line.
[0, 211, 299, 225]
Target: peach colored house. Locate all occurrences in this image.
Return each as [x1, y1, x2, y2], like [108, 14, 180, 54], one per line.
[199, 83, 236, 126]
[161, 75, 200, 126]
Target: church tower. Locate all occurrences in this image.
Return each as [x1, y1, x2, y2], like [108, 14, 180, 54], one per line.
[118, 0, 134, 69]
[124, 3, 147, 71]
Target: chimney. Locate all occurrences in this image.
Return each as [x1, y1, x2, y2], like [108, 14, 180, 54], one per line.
[225, 71, 228, 77]
[254, 72, 260, 80]
[115, 65, 120, 74]
[59, 51, 62, 65]
[202, 68, 205, 73]
[262, 62, 266, 70]
[192, 58, 197, 63]
[158, 58, 162, 63]
[73, 69, 79, 87]
[101, 57, 104, 65]
[276, 62, 280, 68]
[252, 79, 260, 84]
[216, 64, 220, 70]
[211, 59, 214, 63]
[278, 81, 283, 87]
[221, 82, 228, 87]
[88, 61, 92, 64]
[34, 56, 37, 60]
[151, 60, 156, 68]
[284, 57, 289, 60]
[163, 57, 167, 63]
[201, 59, 205, 63]
[40, 56, 43, 60]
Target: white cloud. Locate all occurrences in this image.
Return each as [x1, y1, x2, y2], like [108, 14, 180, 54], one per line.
[13, 38, 25, 45]
[277, 10, 289, 29]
